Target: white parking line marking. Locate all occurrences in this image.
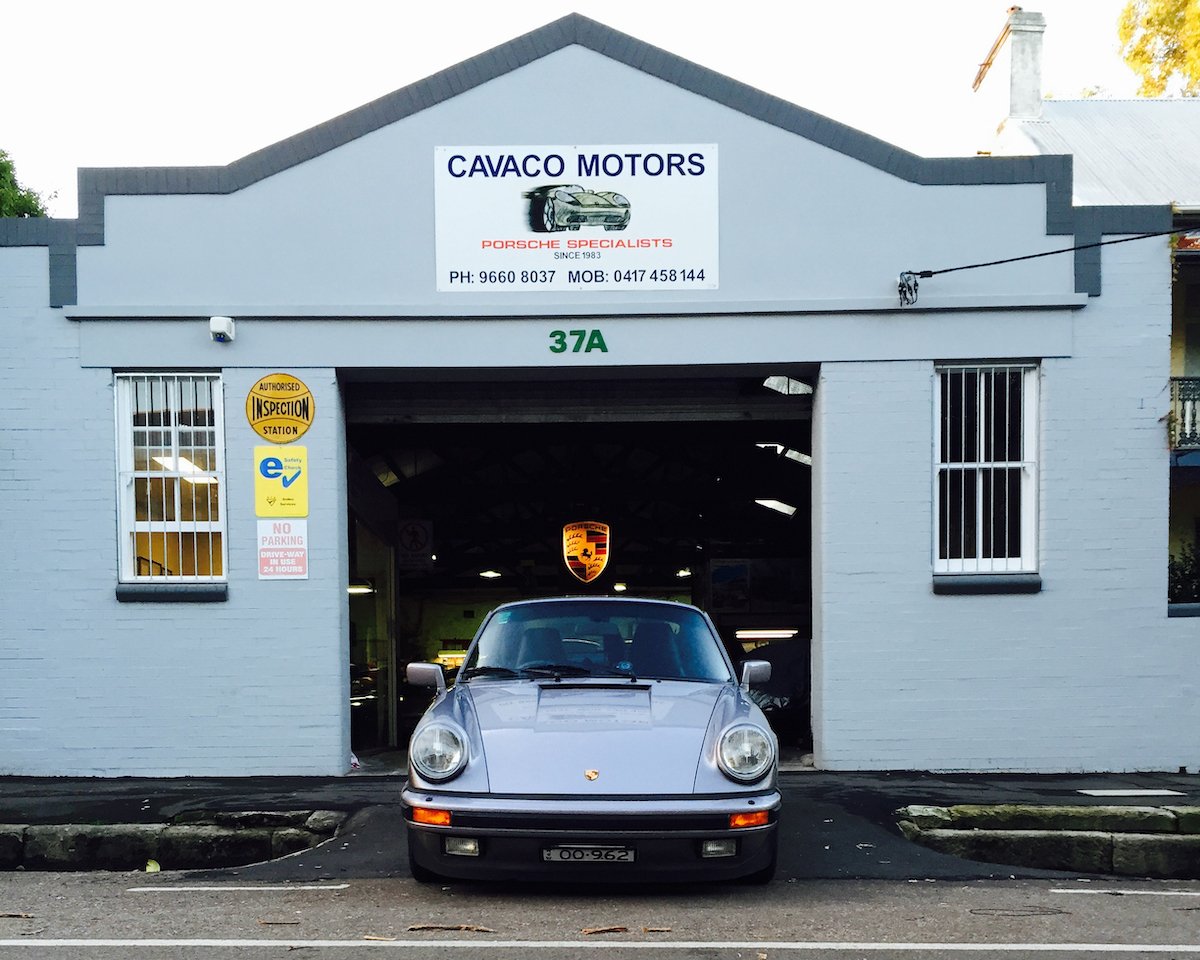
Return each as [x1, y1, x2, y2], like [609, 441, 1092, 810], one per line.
[1075, 790, 1185, 797]
[3, 940, 1200, 952]
[1052, 888, 1200, 897]
[126, 884, 350, 892]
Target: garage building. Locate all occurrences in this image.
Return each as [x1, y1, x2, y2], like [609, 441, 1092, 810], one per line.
[1, 15, 1193, 775]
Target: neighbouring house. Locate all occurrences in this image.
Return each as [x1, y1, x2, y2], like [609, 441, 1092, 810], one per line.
[987, 8, 1200, 612]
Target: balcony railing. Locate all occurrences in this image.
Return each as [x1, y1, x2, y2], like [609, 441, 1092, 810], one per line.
[1170, 378, 1200, 449]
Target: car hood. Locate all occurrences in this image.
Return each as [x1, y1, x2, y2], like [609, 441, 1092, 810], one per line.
[463, 679, 729, 795]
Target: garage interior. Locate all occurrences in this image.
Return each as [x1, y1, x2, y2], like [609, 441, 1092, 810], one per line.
[342, 371, 815, 754]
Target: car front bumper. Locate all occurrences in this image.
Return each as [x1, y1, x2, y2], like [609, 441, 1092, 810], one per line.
[401, 786, 781, 882]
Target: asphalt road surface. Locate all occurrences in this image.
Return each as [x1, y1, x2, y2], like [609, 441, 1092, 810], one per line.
[1, 873, 1198, 958]
[151, 776, 1085, 884]
[2, 771, 1198, 957]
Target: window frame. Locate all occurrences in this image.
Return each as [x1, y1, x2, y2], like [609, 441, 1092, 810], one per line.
[932, 362, 1039, 576]
[114, 372, 228, 584]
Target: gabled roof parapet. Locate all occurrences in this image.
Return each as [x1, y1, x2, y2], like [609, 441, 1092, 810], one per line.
[2, 13, 1173, 305]
[70, 13, 1079, 245]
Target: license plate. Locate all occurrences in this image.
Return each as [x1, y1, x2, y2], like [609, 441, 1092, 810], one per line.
[542, 845, 636, 863]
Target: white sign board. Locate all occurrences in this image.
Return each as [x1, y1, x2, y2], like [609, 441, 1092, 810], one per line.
[258, 519, 309, 580]
[434, 145, 718, 293]
[397, 519, 434, 570]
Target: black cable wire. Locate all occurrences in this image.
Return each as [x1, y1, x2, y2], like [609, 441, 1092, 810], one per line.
[906, 226, 1193, 279]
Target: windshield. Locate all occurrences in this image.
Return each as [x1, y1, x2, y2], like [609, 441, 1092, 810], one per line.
[461, 600, 733, 682]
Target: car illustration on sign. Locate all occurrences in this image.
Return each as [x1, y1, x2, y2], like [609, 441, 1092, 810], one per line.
[523, 184, 631, 232]
[401, 596, 780, 884]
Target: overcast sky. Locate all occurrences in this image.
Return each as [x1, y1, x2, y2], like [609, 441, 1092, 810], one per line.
[6, 0, 1141, 218]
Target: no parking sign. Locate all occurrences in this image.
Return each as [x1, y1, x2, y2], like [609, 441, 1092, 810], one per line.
[258, 519, 308, 579]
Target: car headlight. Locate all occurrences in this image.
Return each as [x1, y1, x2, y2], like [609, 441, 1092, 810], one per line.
[410, 722, 468, 782]
[717, 723, 774, 783]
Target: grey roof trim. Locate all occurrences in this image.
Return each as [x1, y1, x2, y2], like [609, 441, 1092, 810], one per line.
[0, 218, 77, 306]
[1070, 205, 1174, 296]
[0, 14, 1174, 305]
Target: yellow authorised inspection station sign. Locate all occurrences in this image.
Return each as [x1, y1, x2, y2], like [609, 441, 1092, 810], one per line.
[246, 373, 315, 443]
[255, 446, 309, 517]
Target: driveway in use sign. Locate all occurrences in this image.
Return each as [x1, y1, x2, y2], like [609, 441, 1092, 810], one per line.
[258, 519, 308, 579]
[255, 446, 308, 517]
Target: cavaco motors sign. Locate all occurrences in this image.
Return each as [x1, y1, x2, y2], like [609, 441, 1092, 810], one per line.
[434, 144, 718, 293]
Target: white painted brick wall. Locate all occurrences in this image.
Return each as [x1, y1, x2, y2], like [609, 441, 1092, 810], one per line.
[813, 238, 1196, 772]
[4, 229, 1188, 774]
[0, 254, 350, 775]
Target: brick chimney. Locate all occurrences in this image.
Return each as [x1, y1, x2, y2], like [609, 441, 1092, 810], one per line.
[1008, 8, 1046, 119]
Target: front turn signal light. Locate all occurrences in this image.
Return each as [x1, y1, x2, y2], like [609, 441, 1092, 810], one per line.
[729, 810, 770, 829]
[412, 807, 452, 826]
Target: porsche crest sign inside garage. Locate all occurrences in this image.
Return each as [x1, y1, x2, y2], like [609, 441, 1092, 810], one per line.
[434, 145, 718, 292]
[563, 521, 610, 583]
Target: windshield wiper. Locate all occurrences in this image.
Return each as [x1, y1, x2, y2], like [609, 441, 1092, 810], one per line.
[461, 665, 521, 680]
[520, 663, 595, 679]
[586, 666, 640, 681]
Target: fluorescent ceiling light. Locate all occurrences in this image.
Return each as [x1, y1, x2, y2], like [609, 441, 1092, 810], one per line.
[479, 570, 502, 579]
[736, 629, 799, 640]
[756, 442, 812, 466]
[152, 455, 217, 484]
[762, 376, 813, 396]
[755, 499, 798, 517]
[675, 567, 692, 579]
[347, 578, 375, 595]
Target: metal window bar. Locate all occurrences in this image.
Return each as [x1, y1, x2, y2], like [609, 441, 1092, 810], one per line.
[1170, 378, 1200, 448]
[119, 373, 224, 581]
[936, 365, 1034, 573]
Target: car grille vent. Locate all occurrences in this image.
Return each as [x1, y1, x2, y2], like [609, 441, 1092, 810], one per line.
[451, 812, 732, 832]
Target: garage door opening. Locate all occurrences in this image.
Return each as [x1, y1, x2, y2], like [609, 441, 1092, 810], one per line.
[344, 374, 814, 754]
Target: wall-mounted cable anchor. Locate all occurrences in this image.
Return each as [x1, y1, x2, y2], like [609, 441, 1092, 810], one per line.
[898, 271, 921, 306]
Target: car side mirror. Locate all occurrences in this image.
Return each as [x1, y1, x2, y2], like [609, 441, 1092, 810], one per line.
[406, 661, 447, 694]
[740, 659, 771, 689]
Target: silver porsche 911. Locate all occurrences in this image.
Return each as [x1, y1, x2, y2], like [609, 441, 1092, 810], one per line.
[523, 184, 631, 232]
[402, 597, 780, 883]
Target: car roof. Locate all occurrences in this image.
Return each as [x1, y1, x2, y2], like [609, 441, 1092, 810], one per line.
[487, 596, 703, 615]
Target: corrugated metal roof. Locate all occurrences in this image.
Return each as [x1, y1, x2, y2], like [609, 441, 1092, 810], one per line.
[998, 99, 1200, 207]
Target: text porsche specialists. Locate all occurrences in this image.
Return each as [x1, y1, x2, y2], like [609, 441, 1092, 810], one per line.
[434, 143, 719, 293]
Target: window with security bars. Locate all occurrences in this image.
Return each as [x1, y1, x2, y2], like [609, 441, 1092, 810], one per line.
[115, 374, 227, 581]
[934, 364, 1038, 574]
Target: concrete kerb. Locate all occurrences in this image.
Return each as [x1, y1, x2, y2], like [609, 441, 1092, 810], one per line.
[896, 803, 1200, 879]
[0, 809, 348, 871]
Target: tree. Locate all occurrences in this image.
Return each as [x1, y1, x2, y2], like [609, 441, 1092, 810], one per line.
[0, 149, 48, 217]
[1119, 0, 1200, 96]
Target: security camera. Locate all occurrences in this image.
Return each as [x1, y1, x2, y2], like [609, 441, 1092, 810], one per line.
[209, 316, 235, 343]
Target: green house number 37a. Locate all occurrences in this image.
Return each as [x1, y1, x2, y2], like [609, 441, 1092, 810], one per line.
[549, 329, 608, 354]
